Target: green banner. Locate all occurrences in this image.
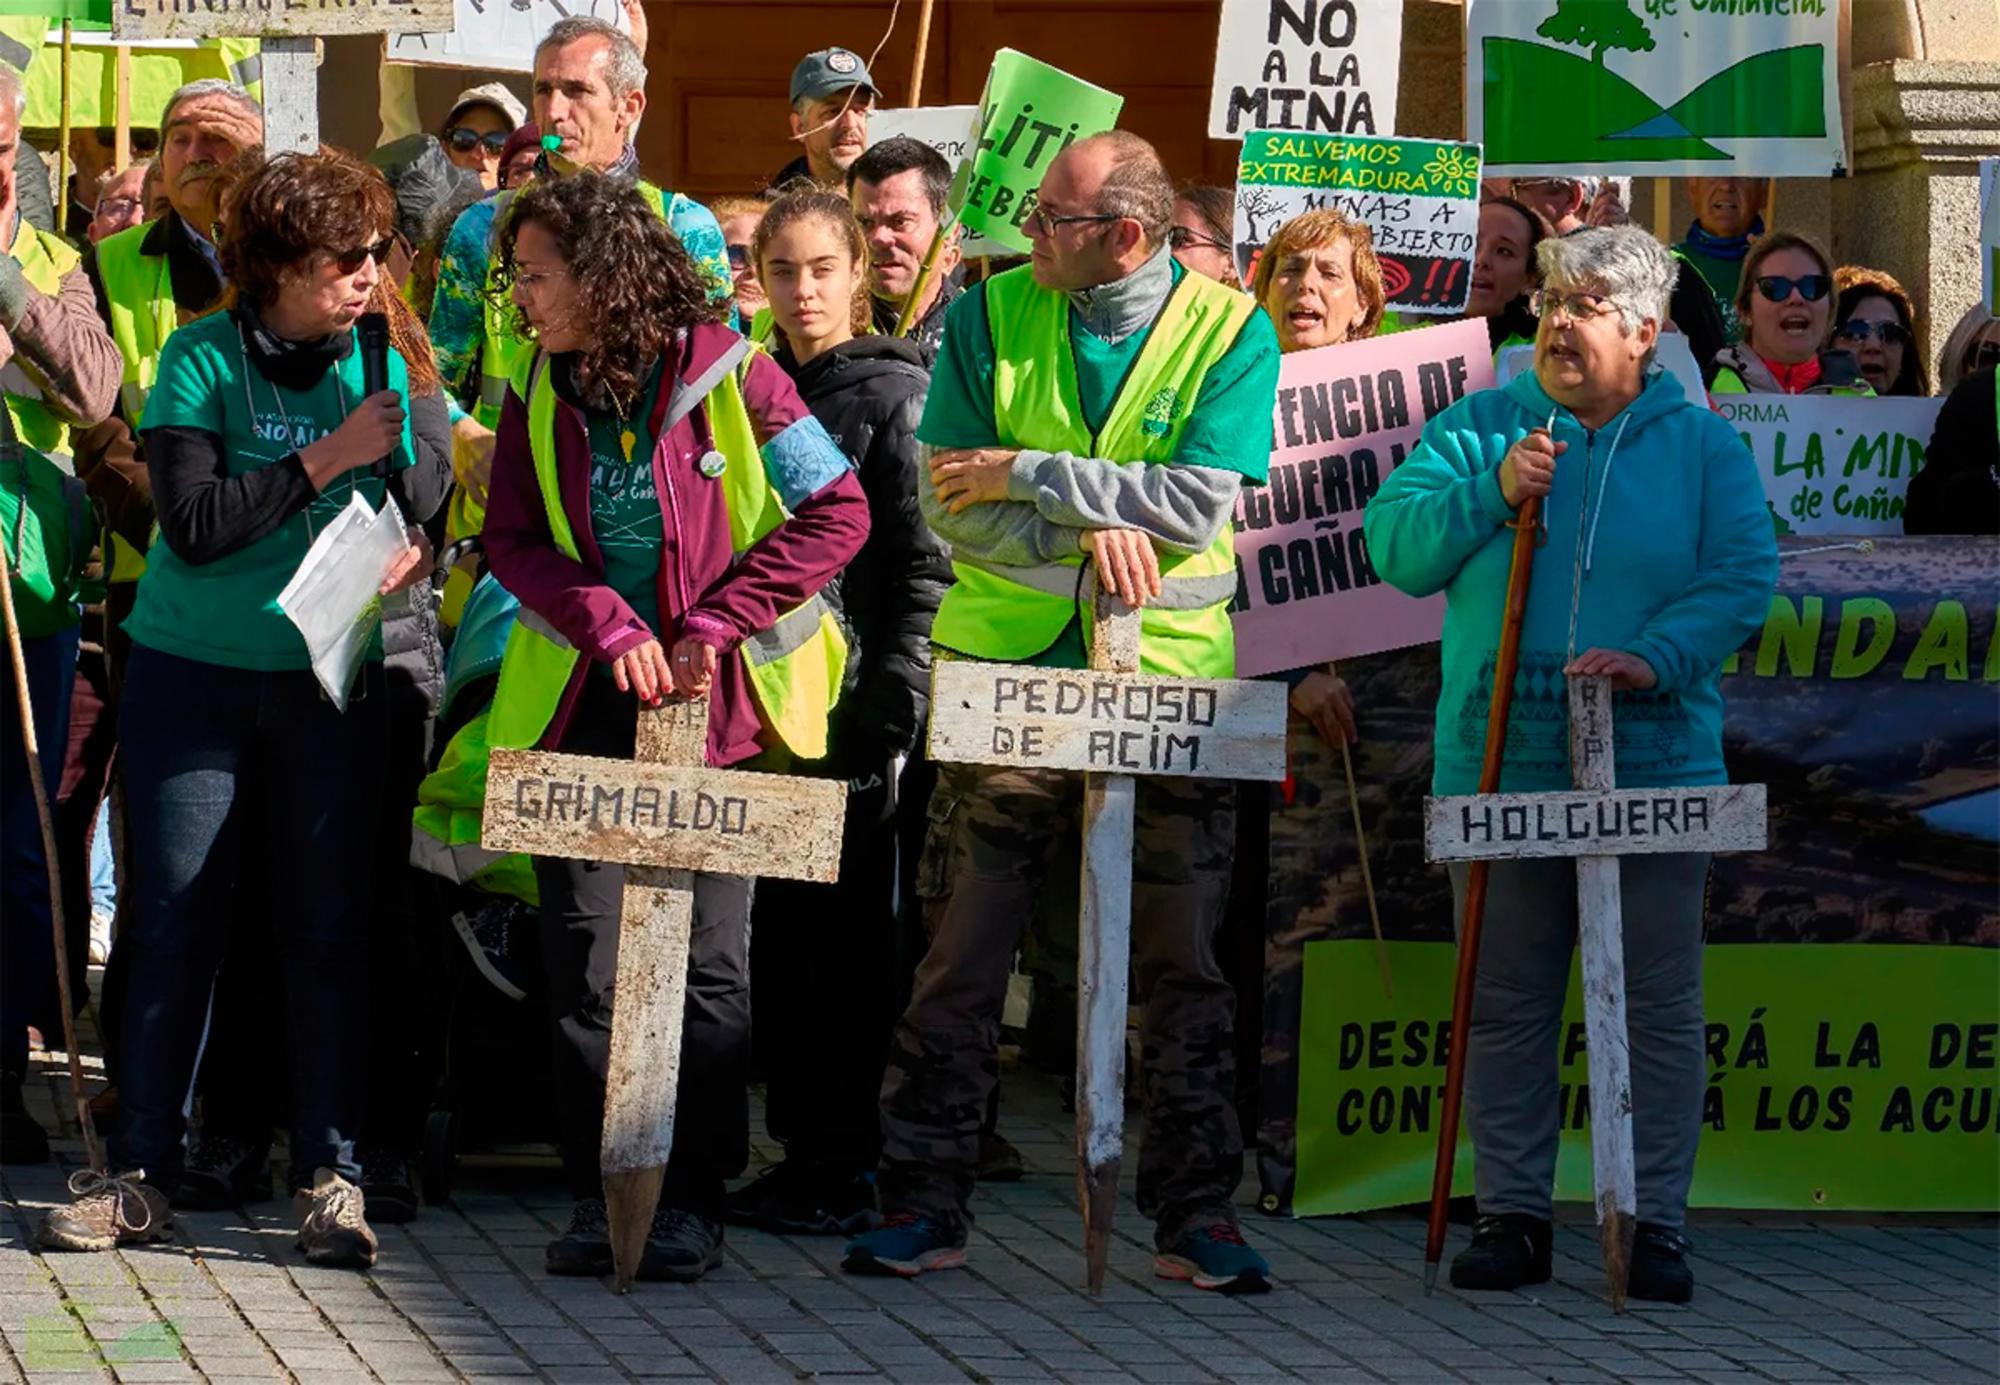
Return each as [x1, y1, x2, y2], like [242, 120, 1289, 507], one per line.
[1298, 941, 2000, 1216]
[952, 48, 1122, 256]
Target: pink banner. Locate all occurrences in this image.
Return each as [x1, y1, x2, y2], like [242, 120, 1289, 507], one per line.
[1230, 319, 1496, 677]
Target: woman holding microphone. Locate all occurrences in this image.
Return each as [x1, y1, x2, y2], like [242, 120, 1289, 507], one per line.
[37, 150, 444, 1269]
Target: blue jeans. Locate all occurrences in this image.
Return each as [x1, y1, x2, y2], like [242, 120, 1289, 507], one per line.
[2, 624, 78, 1081]
[109, 645, 385, 1189]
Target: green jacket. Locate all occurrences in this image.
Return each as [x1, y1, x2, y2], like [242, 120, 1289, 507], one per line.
[1, 440, 98, 637]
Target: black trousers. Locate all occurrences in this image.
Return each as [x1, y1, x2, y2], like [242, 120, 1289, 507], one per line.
[533, 675, 752, 1215]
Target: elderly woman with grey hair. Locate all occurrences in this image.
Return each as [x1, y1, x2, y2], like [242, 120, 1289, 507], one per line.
[1366, 227, 1778, 1304]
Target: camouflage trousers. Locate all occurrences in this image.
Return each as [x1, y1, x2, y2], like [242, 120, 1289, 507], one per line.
[878, 760, 1243, 1247]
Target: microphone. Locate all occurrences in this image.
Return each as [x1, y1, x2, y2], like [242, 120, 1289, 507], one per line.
[356, 311, 393, 479]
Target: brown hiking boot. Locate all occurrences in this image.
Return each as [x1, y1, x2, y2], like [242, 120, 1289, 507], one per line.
[36, 1169, 173, 1251]
[294, 1169, 378, 1269]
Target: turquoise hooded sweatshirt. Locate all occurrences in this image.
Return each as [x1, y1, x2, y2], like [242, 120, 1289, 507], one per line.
[1364, 364, 1779, 796]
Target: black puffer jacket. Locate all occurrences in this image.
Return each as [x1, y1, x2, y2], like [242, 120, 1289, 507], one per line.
[776, 335, 950, 770]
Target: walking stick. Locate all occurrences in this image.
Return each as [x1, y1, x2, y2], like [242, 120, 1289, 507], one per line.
[0, 539, 101, 1172]
[1326, 659, 1391, 1000]
[1422, 489, 1543, 1293]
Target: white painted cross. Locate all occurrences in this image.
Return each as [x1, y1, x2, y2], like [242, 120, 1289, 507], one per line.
[928, 589, 1288, 1293]
[482, 698, 847, 1291]
[112, 0, 457, 155]
[1424, 674, 1768, 1308]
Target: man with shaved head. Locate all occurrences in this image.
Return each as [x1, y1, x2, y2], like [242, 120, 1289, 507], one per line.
[843, 131, 1282, 1293]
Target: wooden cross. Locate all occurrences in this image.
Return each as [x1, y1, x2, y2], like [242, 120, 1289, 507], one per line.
[111, 0, 457, 155]
[1424, 674, 1767, 1309]
[482, 697, 848, 1291]
[928, 589, 1288, 1293]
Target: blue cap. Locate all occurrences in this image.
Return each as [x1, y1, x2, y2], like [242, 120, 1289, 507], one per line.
[789, 47, 880, 106]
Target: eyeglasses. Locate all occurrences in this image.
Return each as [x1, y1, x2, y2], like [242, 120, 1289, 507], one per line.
[1834, 319, 1910, 348]
[1167, 225, 1230, 253]
[1027, 206, 1121, 238]
[726, 243, 751, 270]
[1969, 340, 2000, 375]
[94, 196, 143, 221]
[446, 126, 510, 157]
[332, 238, 395, 275]
[1530, 288, 1619, 321]
[1754, 274, 1830, 304]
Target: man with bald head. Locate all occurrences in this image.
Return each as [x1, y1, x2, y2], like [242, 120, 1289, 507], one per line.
[843, 131, 1281, 1293]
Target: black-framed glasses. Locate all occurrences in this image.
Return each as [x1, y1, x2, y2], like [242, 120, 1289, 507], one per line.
[1028, 206, 1121, 238]
[1168, 225, 1229, 253]
[332, 238, 396, 274]
[1754, 274, 1830, 304]
[1529, 288, 1618, 321]
[1834, 319, 1911, 348]
[446, 126, 510, 156]
[1969, 340, 2000, 375]
[726, 243, 751, 270]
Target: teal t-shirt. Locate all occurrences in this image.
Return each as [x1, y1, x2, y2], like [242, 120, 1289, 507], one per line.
[1674, 243, 1746, 344]
[126, 310, 416, 672]
[584, 358, 667, 664]
[917, 258, 1281, 667]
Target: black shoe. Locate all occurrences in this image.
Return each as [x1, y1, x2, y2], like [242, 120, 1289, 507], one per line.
[976, 1129, 1023, 1183]
[726, 1162, 874, 1236]
[546, 1198, 614, 1276]
[358, 1148, 419, 1225]
[1629, 1222, 1695, 1304]
[1, 1076, 50, 1165]
[1449, 1213, 1553, 1291]
[638, 1206, 724, 1282]
[172, 1135, 273, 1210]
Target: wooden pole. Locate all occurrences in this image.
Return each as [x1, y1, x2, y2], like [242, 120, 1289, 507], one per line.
[1422, 491, 1542, 1293]
[113, 45, 132, 173]
[1651, 177, 1671, 246]
[894, 217, 951, 337]
[1327, 660, 1390, 1000]
[0, 538, 100, 1172]
[55, 22, 72, 225]
[906, 0, 936, 107]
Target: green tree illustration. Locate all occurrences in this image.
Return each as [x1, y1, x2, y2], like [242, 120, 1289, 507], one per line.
[1536, 0, 1657, 66]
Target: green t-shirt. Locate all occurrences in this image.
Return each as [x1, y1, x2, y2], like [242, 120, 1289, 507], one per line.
[585, 358, 667, 661]
[1674, 242, 1746, 344]
[126, 310, 416, 672]
[918, 258, 1280, 667]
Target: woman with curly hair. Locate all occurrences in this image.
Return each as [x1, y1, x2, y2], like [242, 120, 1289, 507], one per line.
[35, 149, 446, 1271]
[471, 171, 867, 1282]
[727, 186, 948, 1238]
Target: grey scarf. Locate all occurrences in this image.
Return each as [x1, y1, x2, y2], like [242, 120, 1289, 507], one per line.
[1068, 244, 1176, 345]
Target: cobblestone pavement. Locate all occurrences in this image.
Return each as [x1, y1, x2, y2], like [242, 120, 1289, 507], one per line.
[3, 1045, 1996, 1385]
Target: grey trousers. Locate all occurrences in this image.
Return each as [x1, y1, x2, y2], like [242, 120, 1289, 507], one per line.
[1450, 853, 1710, 1229]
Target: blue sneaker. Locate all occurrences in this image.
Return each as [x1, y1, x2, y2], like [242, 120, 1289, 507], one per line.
[1155, 1221, 1272, 1294]
[842, 1212, 966, 1277]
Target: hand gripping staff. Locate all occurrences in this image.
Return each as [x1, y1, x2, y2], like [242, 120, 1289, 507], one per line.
[1421, 478, 1544, 1294]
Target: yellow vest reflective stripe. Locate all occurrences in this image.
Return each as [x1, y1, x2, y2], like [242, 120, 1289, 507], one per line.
[2, 219, 80, 458]
[93, 219, 180, 423]
[932, 265, 1253, 678]
[415, 342, 848, 886]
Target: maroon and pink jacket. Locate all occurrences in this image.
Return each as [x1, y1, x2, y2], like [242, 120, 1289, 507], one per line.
[482, 323, 870, 766]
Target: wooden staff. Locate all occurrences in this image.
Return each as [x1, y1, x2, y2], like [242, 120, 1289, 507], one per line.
[113, 45, 132, 173]
[1650, 177, 1671, 245]
[0, 538, 100, 1172]
[894, 215, 952, 338]
[1422, 490, 1542, 1294]
[55, 21, 72, 222]
[906, 0, 935, 106]
[1326, 659, 1390, 999]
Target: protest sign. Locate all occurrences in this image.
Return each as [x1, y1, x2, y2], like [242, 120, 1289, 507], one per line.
[1255, 536, 2000, 1216]
[1229, 318, 1492, 677]
[390, 0, 629, 71]
[115, 0, 449, 40]
[1208, 0, 1402, 141]
[953, 50, 1122, 256]
[1713, 395, 1942, 538]
[1232, 131, 1481, 315]
[1466, 0, 1844, 177]
[1981, 158, 1999, 315]
[1496, 329, 1704, 404]
[868, 106, 979, 169]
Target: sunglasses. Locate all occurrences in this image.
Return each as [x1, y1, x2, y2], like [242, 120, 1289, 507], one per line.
[1168, 225, 1229, 253]
[446, 126, 510, 156]
[1754, 274, 1830, 304]
[1834, 319, 1911, 348]
[726, 243, 751, 270]
[332, 238, 396, 274]
[1970, 340, 2000, 374]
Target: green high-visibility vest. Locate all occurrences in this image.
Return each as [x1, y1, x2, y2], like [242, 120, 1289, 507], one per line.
[90, 217, 180, 422]
[411, 340, 848, 891]
[2, 217, 81, 459]
[931, 264, 1255, 679]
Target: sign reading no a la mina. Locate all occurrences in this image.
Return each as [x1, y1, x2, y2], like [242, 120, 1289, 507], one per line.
[115, 0, 453, 40]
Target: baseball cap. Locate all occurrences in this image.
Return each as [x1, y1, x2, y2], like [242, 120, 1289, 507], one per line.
[444, 82, 528, 132]
[789, 48, 880, 107]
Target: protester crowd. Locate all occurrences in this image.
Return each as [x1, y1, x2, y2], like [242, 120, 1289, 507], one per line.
[0, 17, 1992, 1311]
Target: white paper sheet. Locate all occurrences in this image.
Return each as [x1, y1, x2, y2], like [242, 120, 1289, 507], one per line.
[278, 491, 409, 711]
